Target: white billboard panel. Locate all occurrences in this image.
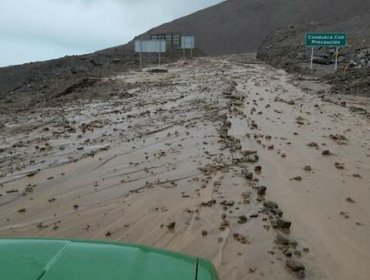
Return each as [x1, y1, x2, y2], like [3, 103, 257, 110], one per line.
[135, 40, 166, 53]
[181, 36, 195, 49]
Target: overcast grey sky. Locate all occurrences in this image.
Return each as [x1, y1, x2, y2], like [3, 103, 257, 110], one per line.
[0, 0, 223, 67]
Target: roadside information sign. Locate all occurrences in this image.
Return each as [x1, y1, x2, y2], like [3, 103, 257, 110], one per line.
[305, 33, 347, 47]
[181, 36, 195, 58]
[135, 40, 166, 69]
[305, 33, 347, 71]
[181, 36, 195, 49]
[135, 40, 166, 53]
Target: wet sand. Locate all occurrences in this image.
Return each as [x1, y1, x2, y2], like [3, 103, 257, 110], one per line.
[1, 55, 370, 280]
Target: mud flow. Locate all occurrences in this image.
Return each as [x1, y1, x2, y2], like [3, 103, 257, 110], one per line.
[1, 55, 369, 280]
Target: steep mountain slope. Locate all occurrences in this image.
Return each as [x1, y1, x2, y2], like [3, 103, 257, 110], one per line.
[132, 0, 370, 55]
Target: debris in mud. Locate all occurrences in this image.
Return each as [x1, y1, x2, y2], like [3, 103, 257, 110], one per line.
[346, 197, 356, 203]
[167, 222, 176, 232]
[329, 134, 348, 145]
[105, 231, 112, 237]
[322, 150, 331, 156]
[335, 162, 345, 170]
[6, 189, 19, 194]
[202, 230, 208, 236]
[238, 215, 248, 224]
[291, 176, 302, 181]
[257, 186, 267, 195]
[274, 218, 292, 229]
[275, 233, 290, 245]
[233, 233, 249, 244]
[26, 171, 39, 177]
[303, 165, 312, 172]
[147, 68, 169, 73]
[17, 208, 26, 213]
[201, 199, 216, 207]
[307, 142, 318, 148]
[220, 200, 235, 207]
[286, 259, 305, 277]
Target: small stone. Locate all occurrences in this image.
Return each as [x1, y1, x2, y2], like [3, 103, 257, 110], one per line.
[254, 166, 262, 172]
[257, 186, 267, 195]
[202, 230, 208, 236]
[292, 176, 302, 181]
[201, 199, 216, 207]
[18, 208, 26, 213]
[105, 231, 112, 237]
[322, 150, 331, 156]
[303, 165, 312, 171]
[220, 200, 235, 207]
[286, 259, 305, 271]
[167, 222, 176, 232]
[346, 197, 355, 203]
[307, 142, 318, 148]
[275, 233, 289, 245]
[238, 215, 248, 224]
[264, 201, 279, 209]
[275, 218, 292, 229]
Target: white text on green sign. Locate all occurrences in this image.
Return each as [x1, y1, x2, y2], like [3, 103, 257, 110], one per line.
[305, 33, 347, 47]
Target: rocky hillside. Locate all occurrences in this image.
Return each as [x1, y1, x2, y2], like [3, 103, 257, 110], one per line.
[257, 13, 370, 96]
[132, 0, 370, 55]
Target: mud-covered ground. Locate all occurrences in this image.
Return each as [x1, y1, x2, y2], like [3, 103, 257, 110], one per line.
[1, 55, 370, 280]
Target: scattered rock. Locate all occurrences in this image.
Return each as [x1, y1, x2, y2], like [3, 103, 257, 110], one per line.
[167, 222, 176, 232]
[346, 197, 355, 203]
[238, 215, 248, 224]
[274, 218, 292, 229]
[303, 165, 312, 172]
[275, 233, 290, 245]
[286, 259, 305, 272]
[233, 233, 249, 244]
[257, 186, 267, 195]
[220, 200, 235, 207]
[335, 162, 344, 169]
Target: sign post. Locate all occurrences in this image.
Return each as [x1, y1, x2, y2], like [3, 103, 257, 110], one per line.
[310, 47, 314, 71]
[305, 33, 347, 71]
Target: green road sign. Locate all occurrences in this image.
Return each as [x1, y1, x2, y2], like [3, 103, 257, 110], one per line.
[305, 33, 347, 47]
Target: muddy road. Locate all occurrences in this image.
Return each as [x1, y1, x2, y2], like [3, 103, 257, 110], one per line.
[1, 56, 369, 280]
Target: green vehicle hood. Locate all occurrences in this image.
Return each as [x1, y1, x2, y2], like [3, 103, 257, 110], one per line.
[0, 239, 218, 280]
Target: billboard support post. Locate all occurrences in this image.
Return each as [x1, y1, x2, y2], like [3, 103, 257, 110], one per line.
[335, 47, 339, 71]
[310, 47, 314, 71]
[139, 41, 142, 70]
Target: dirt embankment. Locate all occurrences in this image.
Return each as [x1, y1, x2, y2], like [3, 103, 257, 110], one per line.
[1, 56, 370, 280]
[0, 48, 203, 113]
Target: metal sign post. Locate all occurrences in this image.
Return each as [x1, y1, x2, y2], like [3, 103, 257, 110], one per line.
[139, 41, 142, 69]
[334, 47, 339, 71]
[305, 33, 347, 72]
[310, 47, 314, 71]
